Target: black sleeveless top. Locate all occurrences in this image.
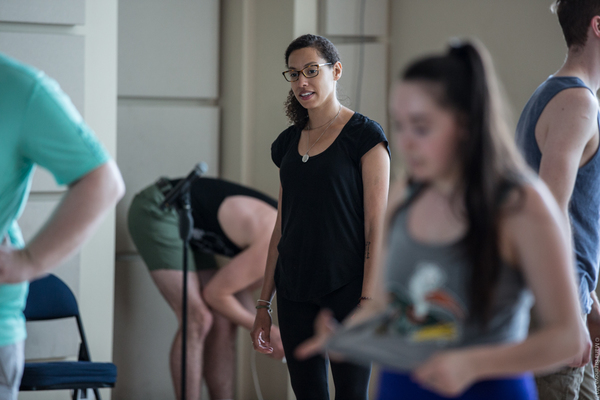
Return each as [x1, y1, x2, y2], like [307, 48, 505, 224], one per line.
[169, 177, 277, 257]
[272, 112, 389, 301]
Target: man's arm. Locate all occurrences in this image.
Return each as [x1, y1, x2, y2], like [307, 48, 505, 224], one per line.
[537, 88, 598, 217]
[0, 160, 125, 283]
[536, 87, 598, 367]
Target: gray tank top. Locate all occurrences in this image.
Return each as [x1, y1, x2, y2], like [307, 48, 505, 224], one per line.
[325, 193, 534, 370]
[515, 76, 600, 314]
[384, 202, 533, 354]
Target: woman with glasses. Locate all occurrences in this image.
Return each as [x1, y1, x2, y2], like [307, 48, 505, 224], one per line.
[250, 34, 390, 399]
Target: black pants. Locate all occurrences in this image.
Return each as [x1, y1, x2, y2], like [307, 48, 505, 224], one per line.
[277, 278, 371, 400]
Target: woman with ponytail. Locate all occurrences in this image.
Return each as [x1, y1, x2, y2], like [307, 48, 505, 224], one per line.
[250, 34, 390, 399]
[296, 39, 586, 400]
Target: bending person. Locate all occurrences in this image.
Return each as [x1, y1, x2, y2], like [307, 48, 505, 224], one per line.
[0, 52, 125, 400]
[128, 176, 284, 400]
[296, 40, 586, 400]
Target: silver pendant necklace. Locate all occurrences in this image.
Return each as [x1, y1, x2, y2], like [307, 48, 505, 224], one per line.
[302, 105, 342, 163]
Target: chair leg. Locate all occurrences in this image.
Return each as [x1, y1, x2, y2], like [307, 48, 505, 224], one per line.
[94, 388, 102, 400]
[72, 388, 79, 400]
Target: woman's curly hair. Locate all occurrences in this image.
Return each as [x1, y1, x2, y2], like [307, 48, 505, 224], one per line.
[284, 34, 341, 129]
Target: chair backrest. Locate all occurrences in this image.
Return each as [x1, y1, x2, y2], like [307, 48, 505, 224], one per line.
[23, 274, 79, 321]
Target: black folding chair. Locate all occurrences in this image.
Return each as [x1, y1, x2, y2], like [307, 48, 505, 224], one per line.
[19, 274, 117, 399]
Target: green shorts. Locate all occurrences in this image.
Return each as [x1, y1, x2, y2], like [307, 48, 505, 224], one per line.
[128, 182, 218, 272]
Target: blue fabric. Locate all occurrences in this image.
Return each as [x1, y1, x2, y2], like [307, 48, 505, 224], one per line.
[23, 275, 78, 321]
[515, 76, 600, 314]
[377, 369, 537, 400]
[20, 361, 117, 389]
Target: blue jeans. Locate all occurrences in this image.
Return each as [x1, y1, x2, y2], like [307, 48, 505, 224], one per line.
[377, 369, 538, 400]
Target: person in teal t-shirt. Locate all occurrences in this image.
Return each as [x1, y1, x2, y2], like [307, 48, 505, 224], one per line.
[0, 52, 125, 399]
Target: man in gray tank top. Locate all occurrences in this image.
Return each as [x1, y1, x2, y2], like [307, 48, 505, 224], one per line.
[515, 1, 600, 399]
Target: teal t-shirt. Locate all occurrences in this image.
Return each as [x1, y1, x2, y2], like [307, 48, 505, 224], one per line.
[0, 53, 110, 347]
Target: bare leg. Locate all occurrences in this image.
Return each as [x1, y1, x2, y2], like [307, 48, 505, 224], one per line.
[199, 269, 236, 400]
[151, 270, 213, 400]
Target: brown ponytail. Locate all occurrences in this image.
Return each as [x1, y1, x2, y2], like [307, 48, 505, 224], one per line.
[402, 40, 527, 326]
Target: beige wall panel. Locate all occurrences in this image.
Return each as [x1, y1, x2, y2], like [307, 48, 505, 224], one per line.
[0, 0, 85, 25]
[19, 388, 74, 400]
[321, 0, 388, 37]
[118, 0, 219, 98]
[249, 0, 294, 199]
[336, 42, 388, 132]
[112, 257, 178, 400]
[0, 32, 85, 112]
[388, 0, 566, 176]
[390, 0, 565, 123]
[29, 168, 66, 194]
[77, 6, 119, 400]
[115, 104, 220, 253]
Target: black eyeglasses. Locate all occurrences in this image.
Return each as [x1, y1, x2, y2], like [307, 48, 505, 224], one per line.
[282, 63, 332, 82]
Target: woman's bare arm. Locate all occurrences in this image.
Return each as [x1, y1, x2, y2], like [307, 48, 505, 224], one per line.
[359, 143, 390, 305]
[251, 184, 283, 355]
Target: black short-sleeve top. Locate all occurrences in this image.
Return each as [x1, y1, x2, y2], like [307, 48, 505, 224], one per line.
[169, 177, 277, 258]
[272, 112, 390, 301]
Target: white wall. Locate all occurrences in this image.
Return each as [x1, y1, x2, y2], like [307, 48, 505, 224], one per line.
[388, 0, 566, 173]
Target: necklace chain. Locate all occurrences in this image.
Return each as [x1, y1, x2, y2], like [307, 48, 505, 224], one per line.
[306, 111, 339, 131]
[302, 105, 342, 163]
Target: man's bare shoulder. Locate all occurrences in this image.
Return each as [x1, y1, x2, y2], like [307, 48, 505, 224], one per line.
[537, 86, 598, 149]
[542, 87, 597, 129]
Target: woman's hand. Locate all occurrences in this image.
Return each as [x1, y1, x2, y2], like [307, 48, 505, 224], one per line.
[567, 317, 592, 368]
[269, 325, 285, 360]
[294, 309, 340, 360]
[587, 291, 600, 367]
[251, 309, 274, 355]
[412, 350, 477, 397]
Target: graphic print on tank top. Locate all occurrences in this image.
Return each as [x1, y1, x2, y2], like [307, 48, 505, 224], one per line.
[377, 261, 467, 344]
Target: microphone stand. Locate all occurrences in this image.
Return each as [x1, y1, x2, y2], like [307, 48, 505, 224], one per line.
[177, 191, 192, 400]
[158, 163, 207, 400]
